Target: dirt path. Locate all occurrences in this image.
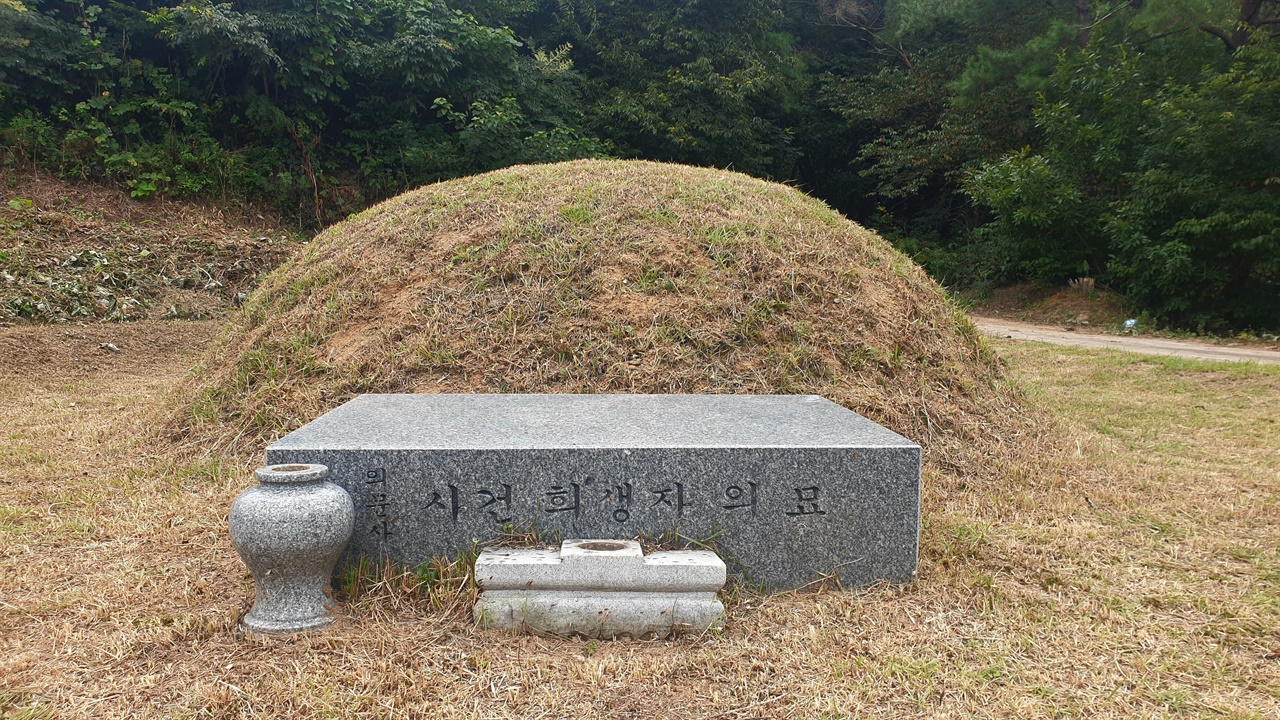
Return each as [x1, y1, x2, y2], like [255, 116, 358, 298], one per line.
[0, 319, 220, 379]
[975, 317, 1280, 365]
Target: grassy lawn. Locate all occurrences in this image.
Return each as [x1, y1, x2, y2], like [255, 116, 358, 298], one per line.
[1, 329, 1277, 718]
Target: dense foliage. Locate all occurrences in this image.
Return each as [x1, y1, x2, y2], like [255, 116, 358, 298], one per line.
[1, 0, 1277, 329]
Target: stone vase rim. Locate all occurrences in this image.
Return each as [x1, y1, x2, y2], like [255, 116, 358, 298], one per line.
[254, 463, 329, 485]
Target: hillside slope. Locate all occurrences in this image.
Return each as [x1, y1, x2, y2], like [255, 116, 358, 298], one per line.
[168, 160, 1031, 483]
[1, 171, 296, 323]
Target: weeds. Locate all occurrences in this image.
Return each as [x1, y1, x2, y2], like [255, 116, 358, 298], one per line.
[0, 171, 294, 323]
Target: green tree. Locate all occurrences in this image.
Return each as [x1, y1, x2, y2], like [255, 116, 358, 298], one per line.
[1107, 37, 1280, 327]
[822, 0, 1065, 282]
[548, 0, 806, 177]
[966, 12, 1280, 327]
[1, 0, 611, 221]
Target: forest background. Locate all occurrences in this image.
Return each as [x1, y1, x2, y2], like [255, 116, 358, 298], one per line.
[0, 0, 1277, 331]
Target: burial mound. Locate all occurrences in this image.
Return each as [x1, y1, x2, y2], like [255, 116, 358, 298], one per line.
[169, 160, 1025, 477]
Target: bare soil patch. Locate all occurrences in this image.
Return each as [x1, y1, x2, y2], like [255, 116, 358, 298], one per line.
[971, 282, 1131, 330]
[0, 319, 219, 379]
[1, 170, 298, 323]
[969, 282, 1280, 347]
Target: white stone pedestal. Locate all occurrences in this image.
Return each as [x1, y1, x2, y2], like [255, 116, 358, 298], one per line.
[474, 539, 726, 638]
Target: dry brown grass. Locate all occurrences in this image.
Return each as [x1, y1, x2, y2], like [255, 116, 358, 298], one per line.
[3, 163, 1276, 717]
[1, 321, 1277, 718]
[164, 160, 1022, 478]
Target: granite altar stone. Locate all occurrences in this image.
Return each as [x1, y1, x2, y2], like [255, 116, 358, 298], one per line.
[264, 394, 921, 590]
[474, 539, 726, 638]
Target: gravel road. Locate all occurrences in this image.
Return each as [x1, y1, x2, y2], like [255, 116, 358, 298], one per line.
[975, 318, 1280, 365]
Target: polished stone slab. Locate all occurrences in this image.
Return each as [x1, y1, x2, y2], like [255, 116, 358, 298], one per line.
[265, 394, 921, 589]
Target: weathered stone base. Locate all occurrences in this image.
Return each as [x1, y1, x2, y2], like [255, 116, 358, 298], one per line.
[475, 590, 724, 639]
[474, 539, 726, 638]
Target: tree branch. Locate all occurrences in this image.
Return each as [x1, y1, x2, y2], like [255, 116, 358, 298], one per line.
[1131, 24, 1195, 48]
[1200, 23, 1236, 52]
[1082, 2, 1131, 31]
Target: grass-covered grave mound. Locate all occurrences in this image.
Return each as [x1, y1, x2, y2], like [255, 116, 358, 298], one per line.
[170, 160, 1031, 480]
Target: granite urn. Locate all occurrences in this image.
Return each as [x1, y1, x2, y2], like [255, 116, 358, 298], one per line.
[229, 463, 355, 633]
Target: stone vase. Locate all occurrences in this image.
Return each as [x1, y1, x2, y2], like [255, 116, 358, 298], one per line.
[229, 463, 354, 633]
